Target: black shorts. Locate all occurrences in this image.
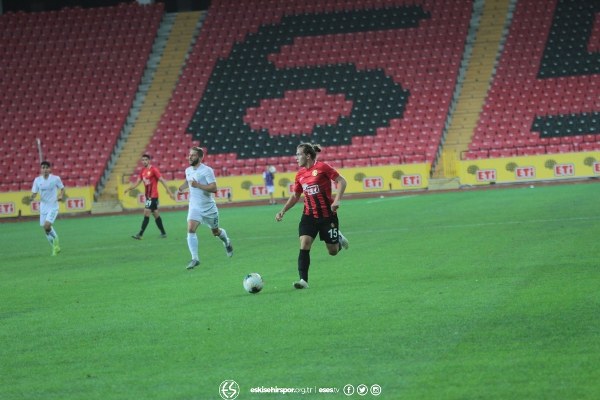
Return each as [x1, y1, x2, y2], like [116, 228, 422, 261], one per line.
[298, 213, 340, 244]
[144, 198, 159, 211]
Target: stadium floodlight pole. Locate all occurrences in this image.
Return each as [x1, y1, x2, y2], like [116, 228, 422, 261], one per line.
[36, 138, 43, 162]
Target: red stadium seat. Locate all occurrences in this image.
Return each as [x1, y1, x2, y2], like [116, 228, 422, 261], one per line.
[468, 0, 600, 159]
[142, 0, 472, 176]
[0, 2, 164, 190]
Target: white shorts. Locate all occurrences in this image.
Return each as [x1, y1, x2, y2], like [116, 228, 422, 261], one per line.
[266, 185, 274, 194]
[188, 207, 220, 229]
[40, 209, 59, 226]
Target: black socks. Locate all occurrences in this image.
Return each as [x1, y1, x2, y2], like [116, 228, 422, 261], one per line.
[155, 216, 166, 235]
[298, 249, 310, 282]
[139, 216, 150, 236]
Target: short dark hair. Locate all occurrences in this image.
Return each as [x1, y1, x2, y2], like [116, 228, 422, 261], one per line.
[41, 161, 51, 168]
[142, 154, 151, 159]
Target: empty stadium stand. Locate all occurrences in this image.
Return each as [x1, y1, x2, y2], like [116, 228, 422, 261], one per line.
[0, 2, 164, 192]
[100, 11, 203, 203]
[2, 0, 596, 198]
[465, 0, 600, 160]
[143, 0, 472, 177]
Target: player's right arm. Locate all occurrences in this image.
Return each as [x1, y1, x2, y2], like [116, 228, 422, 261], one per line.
[29, 180, 38, 203]
[124, 177, 142, 194]
[275, 192, 301, 221]
[177, 180, 190, 193]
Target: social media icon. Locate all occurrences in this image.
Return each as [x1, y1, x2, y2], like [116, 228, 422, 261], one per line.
[343, 384, 355, 396]
[371, 384, 382, 396]
[357, 384, 368, 396]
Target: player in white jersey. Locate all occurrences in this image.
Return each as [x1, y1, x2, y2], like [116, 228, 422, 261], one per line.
[30, 161, 65, 256]
[176, 147, 233, 269]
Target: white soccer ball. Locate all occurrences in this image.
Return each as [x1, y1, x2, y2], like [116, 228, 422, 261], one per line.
[268, 166, 277, 174]
[243, 273, 264, 294]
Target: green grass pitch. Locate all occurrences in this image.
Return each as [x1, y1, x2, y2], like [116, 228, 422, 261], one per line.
[1, 182, 599, 399]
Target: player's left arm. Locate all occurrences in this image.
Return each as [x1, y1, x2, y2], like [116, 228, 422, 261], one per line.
[191, 169, 218, 193]
[57, 186, 65, 202]
[331, 174, 347, 212]
[190, 179, 217, 193]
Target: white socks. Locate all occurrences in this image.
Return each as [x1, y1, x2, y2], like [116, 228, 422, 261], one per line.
[187, 233, 199, 261]
[45, 228, 57, 246]
[188, 229, 230, 261]
[218, 228, 229, 244]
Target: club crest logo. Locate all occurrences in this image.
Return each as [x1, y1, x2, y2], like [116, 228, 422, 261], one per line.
[219, 380, 240, 399]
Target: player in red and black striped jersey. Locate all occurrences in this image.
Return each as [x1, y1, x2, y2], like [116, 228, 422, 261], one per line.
[124, 154, 175, 240]
[275, 143, 349, 289]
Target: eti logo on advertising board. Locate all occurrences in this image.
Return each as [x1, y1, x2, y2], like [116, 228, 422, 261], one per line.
[66, 198, 86, 210]
[215, 187, 231, 199]
[31, 201, 41, 212]
[593, 162, 600, 175]
[553, 163, 574, 177]
[250, 185, 270, 197]
[401, 174, 421, 187]
[137, 194, 146, 205]
[176, 192, 189, 202]
[476, 169, 497, 182]
[0, 202, 15, 215]
[363, 177, 383, 189]
[515, 166, 535, 179]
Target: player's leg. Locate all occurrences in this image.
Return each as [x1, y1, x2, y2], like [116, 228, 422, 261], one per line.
[206, 210, 233, 257]
[268, 186, 275, 205]
[335, 215, 349, 250]
[40, 213, 52, 246]
[43, 210, 60, 255]
[132, 205, 152, 239]
[152, 208, 167, 238]
[213, 226, 233, 257]
[338, 230, 349, 250]
[187, 220, 200, 269]
[322, 215, 348, 255]
[295, 215, 317, 289]
[186, 216, 201, 269]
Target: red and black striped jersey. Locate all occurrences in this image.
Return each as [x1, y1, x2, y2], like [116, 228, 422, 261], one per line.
[293, 161, 340, 218]
[140, 166, 162, 199]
